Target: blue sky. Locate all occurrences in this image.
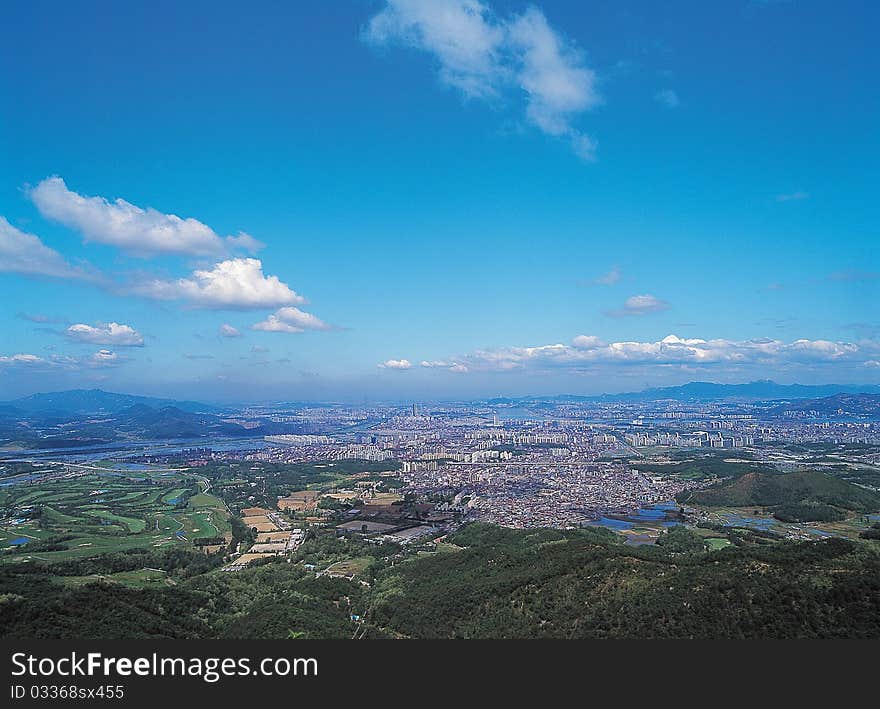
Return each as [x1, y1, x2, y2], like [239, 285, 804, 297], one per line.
[1, 0, 878, 402]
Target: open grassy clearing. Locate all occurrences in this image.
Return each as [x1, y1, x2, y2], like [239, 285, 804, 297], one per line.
[0, 467, 232, 564]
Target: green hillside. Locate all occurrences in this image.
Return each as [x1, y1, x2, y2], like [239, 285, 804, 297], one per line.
[367, 524, 880, 639]
[678, 470, 880, 520]
[2, 524, 880, 639]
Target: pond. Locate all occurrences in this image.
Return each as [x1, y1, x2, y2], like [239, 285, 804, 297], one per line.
[586, 501, 683, 532]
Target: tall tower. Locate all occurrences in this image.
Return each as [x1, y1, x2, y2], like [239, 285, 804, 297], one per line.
[412, 403, 417, 417]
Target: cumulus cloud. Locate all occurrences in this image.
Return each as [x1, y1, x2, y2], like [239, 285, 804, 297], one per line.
[252, 307, 332, 333]
[606, 294, 670, 318]
[378, 359, 413, 370]
[88, 349, 122, 368]
[365, 1, 600, 159]
[65, 322, 144, 347]
[0, 216, 96, 282]
[28, 176, 263, 258]
[128, 258, 305, 310]
[419, 333, 874, 374]
[218, 323, 242, 338]
[655, 88, 679, 108]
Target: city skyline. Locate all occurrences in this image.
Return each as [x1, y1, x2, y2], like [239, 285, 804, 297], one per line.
[2, 0, 878, 401]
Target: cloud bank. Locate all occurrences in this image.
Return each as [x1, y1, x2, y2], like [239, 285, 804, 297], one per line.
[388, 334, 878, 375]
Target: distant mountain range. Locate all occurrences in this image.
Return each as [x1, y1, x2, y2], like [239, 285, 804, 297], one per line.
[1, 389, 225, 416]
[770, 393, 880, 417]
[3, 382, 880, 418]
[0, 392, 306, 448]
[487, 380, 880, 404]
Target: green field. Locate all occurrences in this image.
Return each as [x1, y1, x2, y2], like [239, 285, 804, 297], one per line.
[704, 537, 732, 551]
[323, 557, 373, 577]
[57, 568, 170, 589]
[0, 466, 232, 563]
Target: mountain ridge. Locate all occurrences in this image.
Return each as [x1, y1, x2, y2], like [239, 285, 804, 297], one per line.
[2, 389, 224, 415]
[486, 380, 880, 404]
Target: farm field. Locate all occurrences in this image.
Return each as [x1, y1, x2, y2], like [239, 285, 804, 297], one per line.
[0, 465, 232, 563]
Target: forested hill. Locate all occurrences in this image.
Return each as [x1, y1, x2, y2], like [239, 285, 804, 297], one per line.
[2, 524, 879, 639]
[3, 389, 223, 415]
[677, 470, 880, 520]
[368, 525, 880, 639]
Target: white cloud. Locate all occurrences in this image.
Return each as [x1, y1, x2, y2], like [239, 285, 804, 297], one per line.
[506, 7, 600, 156]
[0, 353, 44, 366]
[365, 1, 600, 159]
[66, 322, 144, 347]
[0, 350, 132, 371]
[607, 294, 670, 318]
[28, 176, 263, 258]
[785, 338, 859, 359]
[129, 258, 305, 310]
[776, 191, 809, 202]
[0, 216, 95, 282]
[252, 307, 332, 333]
[571, 335, 605, 349]
[88, 349, 122, 368]
[594, 266, 621, 286]
[379, 359, 413, 370]
[218, 323, 242, 338]
[423, 333, 874, 373]
[655, 89, 679, 108]
[366, 0, 505, 99]
[421, 359, 469, 372]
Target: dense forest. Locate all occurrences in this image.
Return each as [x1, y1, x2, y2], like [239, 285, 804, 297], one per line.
[368, 524, 880, 638]
[2, 523, 879, 639]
